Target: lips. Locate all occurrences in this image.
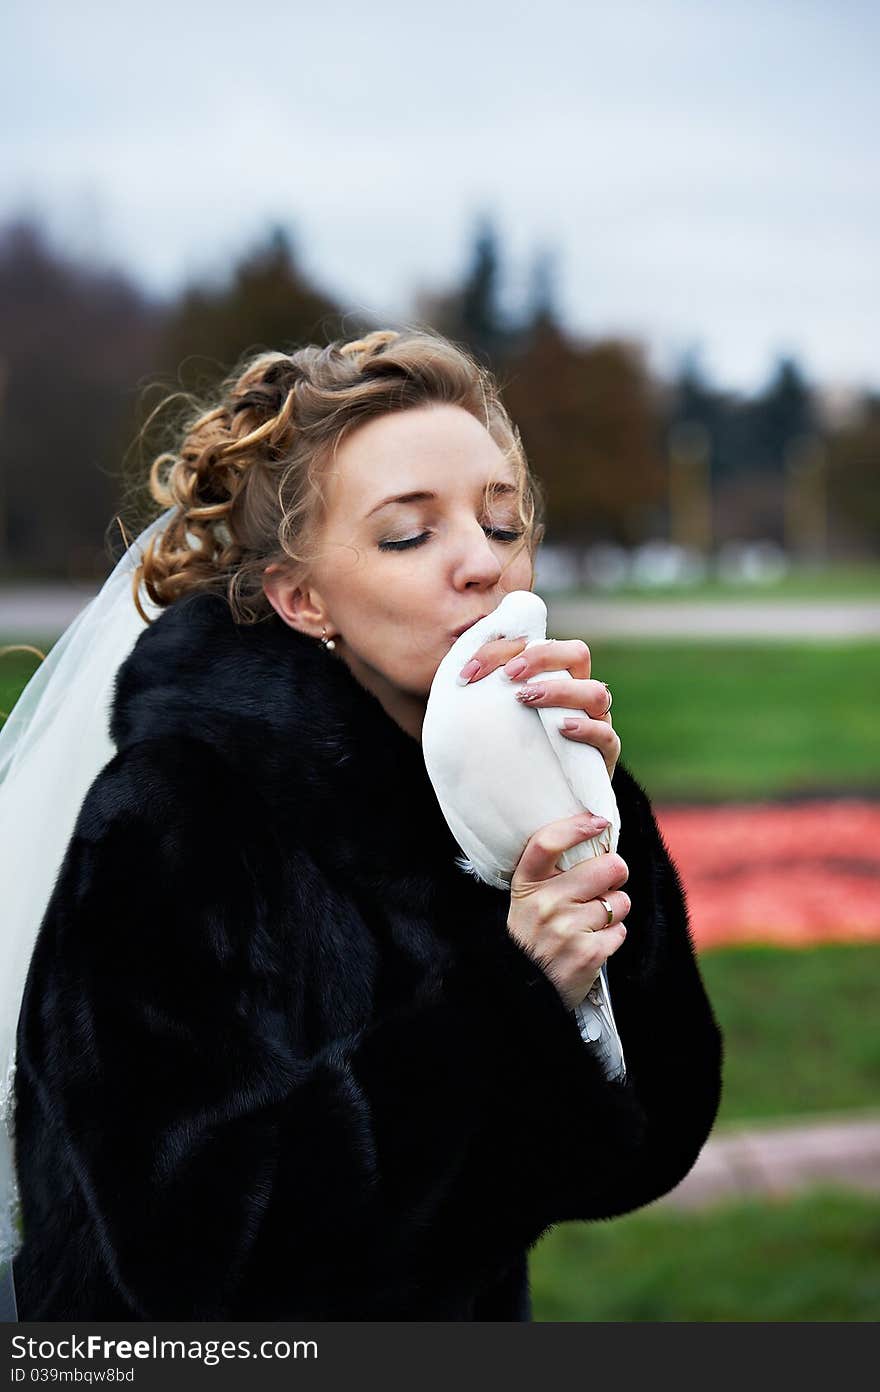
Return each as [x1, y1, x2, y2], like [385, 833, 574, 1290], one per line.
[450, 614, 488, 639]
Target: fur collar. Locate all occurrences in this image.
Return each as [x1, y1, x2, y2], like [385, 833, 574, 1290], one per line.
[110, 589, 468, 888]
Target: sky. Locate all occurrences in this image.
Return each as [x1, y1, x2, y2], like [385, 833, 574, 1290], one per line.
[3, 0, 877, 395]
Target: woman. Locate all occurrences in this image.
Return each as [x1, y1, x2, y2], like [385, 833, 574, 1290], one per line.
[10, 328, 723, 1320]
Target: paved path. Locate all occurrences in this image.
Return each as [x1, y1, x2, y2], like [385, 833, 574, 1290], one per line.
[660, 1113, 880, 1209]
[0, 584, 98, 639]
[548, 597, 880, 640]
[1, 589, 878, 641]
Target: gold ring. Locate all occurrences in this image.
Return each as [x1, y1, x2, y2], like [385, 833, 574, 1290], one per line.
[596, 896, 614, 929]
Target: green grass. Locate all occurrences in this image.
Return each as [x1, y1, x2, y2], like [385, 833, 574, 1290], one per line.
[530, 1189, 880, 1321]
[0, 642, 50, 729]
[582, 639, 879, 800]
[700, 944, 880, 1128]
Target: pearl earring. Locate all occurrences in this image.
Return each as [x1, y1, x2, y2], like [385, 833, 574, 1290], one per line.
[320, 627, 336, 652]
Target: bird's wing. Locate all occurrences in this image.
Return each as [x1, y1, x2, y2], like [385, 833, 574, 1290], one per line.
[534, 675, 621, 855]
[535, 677, 626, 1080]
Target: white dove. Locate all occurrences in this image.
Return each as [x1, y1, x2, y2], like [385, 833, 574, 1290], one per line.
[422, 590, 626, 1081]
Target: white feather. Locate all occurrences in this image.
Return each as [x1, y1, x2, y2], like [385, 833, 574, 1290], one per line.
[422, 591, 626, 1080]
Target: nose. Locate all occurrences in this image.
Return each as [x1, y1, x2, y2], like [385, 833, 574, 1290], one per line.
[454, 521, 506, 587]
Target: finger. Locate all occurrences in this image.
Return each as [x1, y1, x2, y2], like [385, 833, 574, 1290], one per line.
[512, 676, 614, 718]
[558, 716, 621, 764]
[458, 635, 528, 685]
[511, 812, 614, 889]
[501, 637, 591, 682]
[582, 889, 631, 933]
[564, 852, 630, 903]
[584, 920, 628, 961]
[557, 714, 621, 778]
[559, 920, 628, 1005]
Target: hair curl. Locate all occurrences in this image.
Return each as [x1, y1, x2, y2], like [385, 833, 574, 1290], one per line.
[129, 326, 546, 625]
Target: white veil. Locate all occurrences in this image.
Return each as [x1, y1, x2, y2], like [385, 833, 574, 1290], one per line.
[0, 505, 176, 1315]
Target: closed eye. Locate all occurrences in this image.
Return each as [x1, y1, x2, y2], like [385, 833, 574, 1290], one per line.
[378, 526, 522, 552]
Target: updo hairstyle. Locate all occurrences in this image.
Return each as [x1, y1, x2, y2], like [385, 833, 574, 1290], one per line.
[131, 327, 546, 625]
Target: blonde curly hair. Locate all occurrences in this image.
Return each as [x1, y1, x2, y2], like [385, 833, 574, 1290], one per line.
[130, 325, 546, 625]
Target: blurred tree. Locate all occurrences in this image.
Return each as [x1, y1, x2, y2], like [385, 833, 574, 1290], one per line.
[121, 225, 367, 540]
[503, 330, 665, 545]
[825, 391, 880, 557]
[459, 214, 507, 366]
[666, 352, 826, 547]
[154, 224, 353, 396]
[523, 244, 561, 338]
[667, 351, 748, 483]
[669, 350, 719, 434]
[3, 208, 869, 581]
[411, 212, 512, 371]
[726, 357, 819, 546]
[0, 218, 162, 579]
[750, 356, 818, 476]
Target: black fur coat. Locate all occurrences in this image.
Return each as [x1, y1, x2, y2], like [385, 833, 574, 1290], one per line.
[13, 589, 723, 1321]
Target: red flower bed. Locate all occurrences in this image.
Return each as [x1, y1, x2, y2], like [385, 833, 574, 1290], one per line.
[653, 800, 880, 949]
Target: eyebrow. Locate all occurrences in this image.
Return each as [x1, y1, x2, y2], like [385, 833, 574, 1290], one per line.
[365, 482, 519, 519]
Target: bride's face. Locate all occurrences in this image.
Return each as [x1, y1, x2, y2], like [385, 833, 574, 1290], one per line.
[266, 403, 534, 699]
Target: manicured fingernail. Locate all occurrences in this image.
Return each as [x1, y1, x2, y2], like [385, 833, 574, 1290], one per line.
[504, 657, 527, 679]
[561, 718, 580, 730]
[516, 684, 545, 702]
[456, 659, 481, 685]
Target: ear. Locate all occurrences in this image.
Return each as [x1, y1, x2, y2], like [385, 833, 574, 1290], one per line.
[262, 563, 330, 638]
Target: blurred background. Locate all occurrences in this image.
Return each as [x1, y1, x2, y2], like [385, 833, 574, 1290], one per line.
[1, 0, 878, 1321]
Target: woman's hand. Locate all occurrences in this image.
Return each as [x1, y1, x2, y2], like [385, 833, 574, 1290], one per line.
[506, 810, 631, 1009]
[458, 636, 620, 779]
